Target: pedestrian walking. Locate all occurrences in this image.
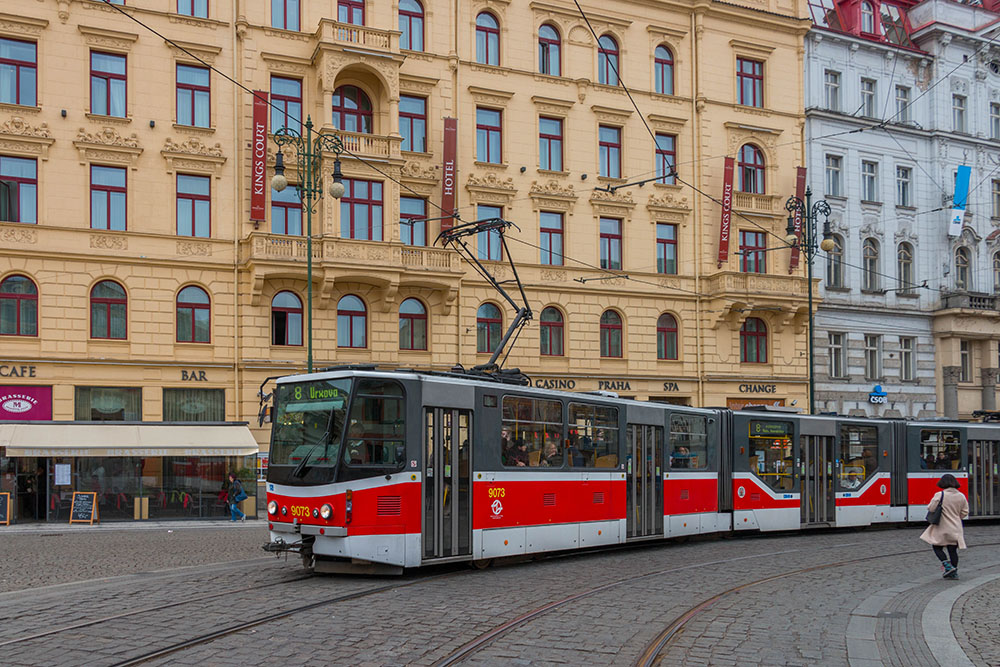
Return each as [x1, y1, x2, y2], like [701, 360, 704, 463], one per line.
[227, 472, 248, 522]
[919, 473, 968, 579]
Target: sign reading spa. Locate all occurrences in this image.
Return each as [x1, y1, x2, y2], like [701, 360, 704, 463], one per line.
[0, 386, 52, 421]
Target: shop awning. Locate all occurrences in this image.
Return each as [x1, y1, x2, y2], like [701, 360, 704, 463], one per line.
[0, 423, 259, 457]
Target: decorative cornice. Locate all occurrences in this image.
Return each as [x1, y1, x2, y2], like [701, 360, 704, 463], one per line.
[591, 105, 633, 123]
[168, 40, 223, 65]
[161, 136, 227, 177]
[0, 117, 54, 159]
[647, 191, 690, 211]
[400, 74, 439, 94]
[162, 136, 224, 157]
[0, 117, 51, 139]
[529, 179, 576, 198]
[261, 51, 312, 75]
[0, 13, 48, 37]
[74, 126, 143, 167]
[729, 38, 775, 56]
[77, 24, 139, 52]
[531, 95, 574, 116]
[400, 160, 438, 182]
[468, 86, 515, 107]
[590, 188, 635, 209]
[76, 126, 140, 148]
[466, 172, 515, 191]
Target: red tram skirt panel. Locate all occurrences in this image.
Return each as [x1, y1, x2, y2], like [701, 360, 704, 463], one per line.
[835, 472, 896, 526]
[732, 473, 799, 531]
[906, 471, 968, 522]
[662, 471, 731, 536]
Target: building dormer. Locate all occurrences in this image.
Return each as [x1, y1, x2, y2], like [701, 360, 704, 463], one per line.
[809, 0, 920, 49]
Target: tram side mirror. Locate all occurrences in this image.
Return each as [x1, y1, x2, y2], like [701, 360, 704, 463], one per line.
[258, 405, 271, 427]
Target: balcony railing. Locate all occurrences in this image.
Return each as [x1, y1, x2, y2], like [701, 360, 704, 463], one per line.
[732, 192, 777, 213]
[249, 234, 321, 261]
[334, 130, 399, 159]
[398, 245, 458, 271]
[318, 20, 398, 52]
[705, 271, 805, 295]
[940, 291, 999, 310]
[245, 233, 460, 273]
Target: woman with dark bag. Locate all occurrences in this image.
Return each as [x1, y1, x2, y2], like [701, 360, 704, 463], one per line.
[919, 473, 968, 579]
[227, 472, 248, 522]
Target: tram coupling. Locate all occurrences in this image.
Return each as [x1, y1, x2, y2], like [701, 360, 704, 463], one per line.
[262, 537, 303, 555]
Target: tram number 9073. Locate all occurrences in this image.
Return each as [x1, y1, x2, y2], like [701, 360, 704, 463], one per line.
[487, 487, 506, 499]
[290, 505, 311, 518]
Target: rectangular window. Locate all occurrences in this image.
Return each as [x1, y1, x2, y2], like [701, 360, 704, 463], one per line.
[163, 388, 224, 421]
[993, 180, 1000, 218]
[599, 217, 622, 270]
[896, 166, 911, 207]
[861, 160, 879, 202]
[992, 103, 1000, 140]
[90, 165, 126, 231]
[953, 94, 967, 132]
[271, 186, 302, 235]
[0, 38, 36, 107]
[270, 76, 301, 134]
[655, 133, 676, 185]
[501, 396, 563, 468]
[176, 64, 210, 128]
[0, 155, 37, 223]
[656, 223, 677, 274]
[539, 211, 563, 265]
[900, 336, 915, 381]
[539, 117, 563, 171]
[74, 386, 141, 421]
[895, 85, 910, 122]
[669, 414, 708, 470]
[861, 78, 876, 118]
[960, 340, 971, 383]
[824, 70, 840, 111]
[737, 57, 764, 108]
[271, 0, 300, 31]
[864, 334, 882, 381]
[825, 154, 842, 197]
[338, 0, 365, 25]
[477, 204, 502, 261]
[476, 107, 502, 163]
[829, 332, 845, 379]
[598, 125, 621, 178]
[177, 0, 209, 18]
[399, 95, 426, 152]
[400, 196, 426, 246]
[339, 179, 383, 241]
[739, 230, 766, 274]
[91, 52, 127, 117]
[176, 174, 210, 237]
[567, 402, 619, 468]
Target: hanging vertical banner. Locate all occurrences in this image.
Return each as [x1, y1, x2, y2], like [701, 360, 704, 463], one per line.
[717, 157, 735, 267]
[789, 166, 807, 272]
[440, 118, 458, 231]
[948, 165, 971, 237]
[250, 91, 269, 222]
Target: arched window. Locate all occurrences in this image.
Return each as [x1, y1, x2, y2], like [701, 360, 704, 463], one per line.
[598, 35, 619, 86]
[740, 318, 767, 363]
[271, 291, 302, 346]
[475, 12, 500, 66]
[477, 303, 502, 353]
[862, 238, 880, 291]
[90, 280, 127, 340]
[897, 242, 914, 293]
[861, 1, 875, 33]
[399, 0, 424, 52]
[827, 234, 844, 288]
[738, 144, 765, 194]
[657, 313, 678, 360]
[538, 24, 561, 76]
[399, 298, 427, 351]
[332, 85, 372, 134]
[0, 274, 38, 337]
[654, 45, 674, 95]
[955, 247, 971, 290]
[176, 285, 210, 343]
[600, 309, 623, 358]
[337, 294, 367, 348]
[993, 252, 1000, 293]
[539, 306, 563, 356]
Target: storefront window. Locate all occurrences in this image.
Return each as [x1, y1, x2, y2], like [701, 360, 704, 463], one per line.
[840, 425, 878, 489]
[74, 386, 141, 421]
[748, 420, 794, 491]
[76, 456, 142, 521]
[162, 388, 225, 421]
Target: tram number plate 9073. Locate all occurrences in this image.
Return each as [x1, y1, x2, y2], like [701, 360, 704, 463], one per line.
[487, 487, 506, 499]
[290, 505, 311, 518]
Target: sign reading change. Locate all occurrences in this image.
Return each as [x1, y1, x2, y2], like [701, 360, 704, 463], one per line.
[69, 491, 99, 525]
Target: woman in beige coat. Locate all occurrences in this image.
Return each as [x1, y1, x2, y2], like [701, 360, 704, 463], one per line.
[919, 473, 969, 579]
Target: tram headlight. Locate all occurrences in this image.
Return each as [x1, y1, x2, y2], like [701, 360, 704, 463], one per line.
[320, 503, 333, 520]
[267, 500, 278, 515]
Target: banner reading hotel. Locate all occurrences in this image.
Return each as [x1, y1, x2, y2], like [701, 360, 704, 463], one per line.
[789, 166, 807, 272]
[717, 157, 735, 267]
[441, 118, 458, 230]
[250, 91, 269, 221]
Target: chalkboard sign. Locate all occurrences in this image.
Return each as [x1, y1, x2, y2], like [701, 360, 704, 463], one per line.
[69, 492, 99, 525]
[0, 492, 9, 526]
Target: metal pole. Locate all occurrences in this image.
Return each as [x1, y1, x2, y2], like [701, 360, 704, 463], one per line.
[305, 117, 314, 374]
[806, 188, 815, 415]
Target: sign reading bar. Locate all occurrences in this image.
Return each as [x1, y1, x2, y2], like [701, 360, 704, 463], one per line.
[0, 492, 9, 526]
[789, 166, 806, 272]
[717, 157, 735, 267]
[440, 118, 457, 230]
[69, 491, 99, 525]
[250, 90, 269, 222]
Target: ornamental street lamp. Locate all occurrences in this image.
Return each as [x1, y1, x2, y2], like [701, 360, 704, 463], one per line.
[785, 187, 834, 415]
[271, 116, 346, 374]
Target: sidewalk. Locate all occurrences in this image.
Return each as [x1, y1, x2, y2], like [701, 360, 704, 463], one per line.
[0, 518, 265, 534]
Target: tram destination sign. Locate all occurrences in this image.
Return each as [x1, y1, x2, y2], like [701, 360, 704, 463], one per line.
[750, 421, 792, 437]
[69, 492, 99, 525]
[0, 492, 9, 526]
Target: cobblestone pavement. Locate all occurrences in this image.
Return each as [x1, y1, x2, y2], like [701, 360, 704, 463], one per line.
[2, 523, 1000, 666]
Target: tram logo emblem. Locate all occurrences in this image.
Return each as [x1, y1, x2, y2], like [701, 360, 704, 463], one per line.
[491, 499, 503, 516]
[880, 484, 886, 495]
[736, 486, 746, 499]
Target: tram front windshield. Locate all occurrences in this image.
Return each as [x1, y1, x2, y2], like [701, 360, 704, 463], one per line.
[749, 421, 794, 491]
[268, 379, 351, 486]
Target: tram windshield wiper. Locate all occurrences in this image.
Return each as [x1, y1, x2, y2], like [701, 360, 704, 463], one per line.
[291, 408, 340, 479]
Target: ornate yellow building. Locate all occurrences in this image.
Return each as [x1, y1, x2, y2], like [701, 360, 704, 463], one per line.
[0, 0, 812, 517]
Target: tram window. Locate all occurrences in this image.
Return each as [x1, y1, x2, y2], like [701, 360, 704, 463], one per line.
[840, 425, 878, 489]
[343, 380, 405, 469]
[748, 421, 794, 492]
[501, 396, 563, 467]
[567, 402, 619, 468]
[920, 429, 961, 470]
[669, 414, 708, 469]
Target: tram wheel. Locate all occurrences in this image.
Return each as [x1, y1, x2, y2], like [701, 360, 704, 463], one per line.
[471, 558, 493, 570]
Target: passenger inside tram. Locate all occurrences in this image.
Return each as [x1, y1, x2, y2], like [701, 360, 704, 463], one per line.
[540, 440, 561, 467]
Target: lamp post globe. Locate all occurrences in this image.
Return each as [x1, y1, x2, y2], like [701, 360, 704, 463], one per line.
[271, 172, 288, 192]
[820, 237, 835, 253]
[328, 180, 345, 199]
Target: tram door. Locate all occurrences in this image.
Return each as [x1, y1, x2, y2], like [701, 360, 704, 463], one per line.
[969, 440, 999, 517]
[800, 436, 835, 525]
[422, 408, 472, 559]
[626, 425, 664, 539]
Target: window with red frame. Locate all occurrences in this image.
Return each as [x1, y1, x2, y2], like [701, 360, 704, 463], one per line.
[271, 186, 302, 235]
[657, 223, 677, 274]
[539, 211, 563, 266]
[538, 24, 561, 76]
[740, 317, 767, 363]
[340, 179, 383, 241]
[655, 45, 674, 95]
[332, 85, 372, 134]
[600, 310, 623, 358]
[476, 107, 502, 163]
[475, 13, 500, 66]
[178, 0, 208, 19]
[400, 196, 426, 246]
[738, 144, 765, 194]
[91, 52, 126, 117]
[0, 155, 37, 223]
[740, 230, 766, 274]
[0, 274, 38, 336]
[177, 174, 210, 237]
[0, 38, 36, 106]
[271, 291, 302, 346]
[600, 217, 622, 270]
[655, 133, 676, 184]
[737, 58, 763, 108]
[91, 280, 127, 340]
[477, 204, 503, 261]
[270, 76, 301, 133]
[399, 0, 424, 51]
[271, 0, 300, 31]
[598, 35, 619, 86]
[176, 285, 210, 343]
[539, 117, 562, 171]
[337, 294, 367, 348]
[599, 125, 621, 178]
[657, 313, 678, 360]
[338, 0, 364, 25]
[539, 306, 563, 356]
[399, 298, 427, 350]
[477, 303, 502, 353]
[90, 166, 126, 231]
[176, 64, 210, 128]
[399, 95, 426, 152]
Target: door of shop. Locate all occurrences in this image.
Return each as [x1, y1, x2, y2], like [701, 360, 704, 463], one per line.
[801, 436, 835, 525]
[626, 424, 664, 539]
[14, 457, 46, 522]
[969, 440, 1000, 517]
[422, 408, 472, 560]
